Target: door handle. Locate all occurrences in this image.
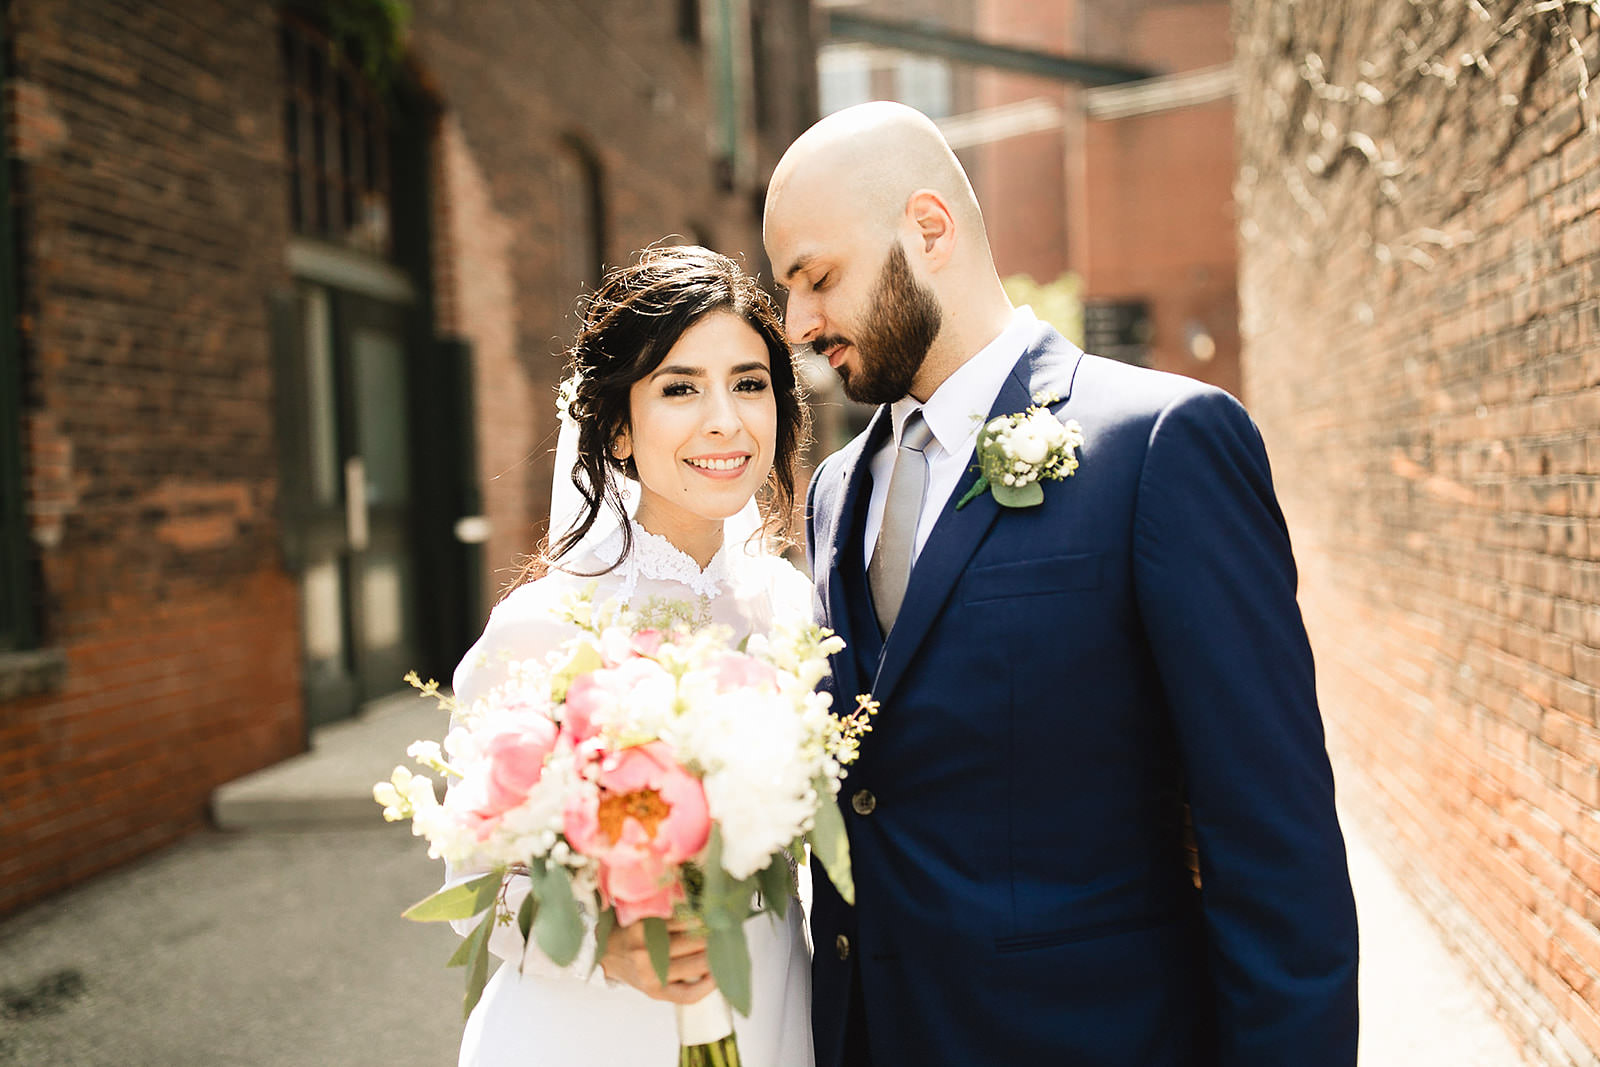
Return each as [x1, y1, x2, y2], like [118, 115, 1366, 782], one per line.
[344, 457, 369, 551]
[453, 515, 492, 544]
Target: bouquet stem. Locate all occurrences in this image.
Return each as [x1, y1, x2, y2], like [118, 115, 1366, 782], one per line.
[675, 990, 741, 1067]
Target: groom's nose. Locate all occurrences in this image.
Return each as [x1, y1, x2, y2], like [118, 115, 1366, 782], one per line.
[784, 290, 821, 346]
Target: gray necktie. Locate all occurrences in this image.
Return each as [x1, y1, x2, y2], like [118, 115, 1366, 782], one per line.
[868, 411, 934, 635]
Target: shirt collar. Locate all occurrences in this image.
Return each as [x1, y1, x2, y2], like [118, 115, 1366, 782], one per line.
[890, 305, 1039, 455]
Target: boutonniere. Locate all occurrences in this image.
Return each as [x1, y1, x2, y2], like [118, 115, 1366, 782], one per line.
[955, 391, 1085, 510]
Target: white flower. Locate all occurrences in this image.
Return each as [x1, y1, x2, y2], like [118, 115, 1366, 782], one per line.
[695, 690, 817, 879]
[555, 373, 582, 426]
[405, 771, 437, 812]
[1011, 424, 1051, 465]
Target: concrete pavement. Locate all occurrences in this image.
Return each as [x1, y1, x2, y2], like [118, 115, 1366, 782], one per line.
[1, 694, 1530, 1065]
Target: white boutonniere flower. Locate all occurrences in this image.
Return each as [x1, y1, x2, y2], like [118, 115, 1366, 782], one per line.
[955, 391, 1085, 510]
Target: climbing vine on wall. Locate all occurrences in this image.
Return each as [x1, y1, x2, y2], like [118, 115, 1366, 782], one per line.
[1235, 0, 1599, 274]
[288, 0, 412, 93]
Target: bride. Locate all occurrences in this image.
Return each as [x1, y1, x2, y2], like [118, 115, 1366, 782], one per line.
[446, 245, 817, 1067]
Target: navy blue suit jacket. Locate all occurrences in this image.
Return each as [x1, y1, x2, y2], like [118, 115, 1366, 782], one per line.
[804, 323, 1359, 1065]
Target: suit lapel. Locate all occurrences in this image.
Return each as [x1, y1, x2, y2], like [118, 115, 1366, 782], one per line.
[817, 406, 892, 701]
[870, 324, 1085, 706]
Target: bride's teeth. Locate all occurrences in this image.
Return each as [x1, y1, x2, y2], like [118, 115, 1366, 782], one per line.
[689, 457, 745, 471]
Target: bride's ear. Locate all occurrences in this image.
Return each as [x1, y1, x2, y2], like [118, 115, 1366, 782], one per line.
[611, 430, 633, 462]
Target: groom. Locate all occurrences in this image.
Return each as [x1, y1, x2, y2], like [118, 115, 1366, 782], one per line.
[764, 102, 1359, 1065]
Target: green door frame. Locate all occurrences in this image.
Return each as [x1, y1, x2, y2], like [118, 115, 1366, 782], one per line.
[0, 17, 35, 653]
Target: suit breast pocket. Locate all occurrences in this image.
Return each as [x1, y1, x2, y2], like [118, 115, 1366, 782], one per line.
[959, 552, 1104, 605]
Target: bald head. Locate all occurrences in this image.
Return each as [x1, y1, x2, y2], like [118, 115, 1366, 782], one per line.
[764, 102, 989, 272]
[764, 102, 1016, 404]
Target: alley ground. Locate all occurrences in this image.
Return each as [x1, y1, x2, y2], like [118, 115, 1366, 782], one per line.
[0, 697, 1530, 1066]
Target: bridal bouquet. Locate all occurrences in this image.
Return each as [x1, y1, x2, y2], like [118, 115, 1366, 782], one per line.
[376, 589, 874, 1065]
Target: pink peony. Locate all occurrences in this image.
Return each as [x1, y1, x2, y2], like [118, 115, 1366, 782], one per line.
[630, 629, 665, 658]
[562, 673, 607, 744]
[562, 658, 675, 743]
[563, 741, 710, 925]
[478, 717, 559, 817]
[713, 652, 779, 693]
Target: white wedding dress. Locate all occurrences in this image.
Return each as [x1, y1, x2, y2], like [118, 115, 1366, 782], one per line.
[447, 520, 816, 1067]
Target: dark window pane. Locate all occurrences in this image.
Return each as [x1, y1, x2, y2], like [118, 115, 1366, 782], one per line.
[280, 13, 391, 255]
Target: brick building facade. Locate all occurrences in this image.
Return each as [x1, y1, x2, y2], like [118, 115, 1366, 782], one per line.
[0, 0, 814, 919]
[821, 0, 1240, 394]
[1071, 0, 1239, 396]
[1235, 2, 1600, 1060]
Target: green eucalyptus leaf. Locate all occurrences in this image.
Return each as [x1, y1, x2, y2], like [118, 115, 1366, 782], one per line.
[590, 907, 617, 979]
[643, 916, 672, 986]
[757, 853, 791, 921]
[458, 911, 495, 1019]
[807, 783, 855, 905]
[706, 921, 753, 1017]
[403, 871, 502, 922]
[445, 908, 491, 969]
[516, 889, 537, 944]
[701, 826, 755, 929]
[531, 863, 585, 967]
[990, 479, 1044, 508]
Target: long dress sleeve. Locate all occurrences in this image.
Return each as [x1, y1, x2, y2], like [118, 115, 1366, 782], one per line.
[443, 578, 607, 984]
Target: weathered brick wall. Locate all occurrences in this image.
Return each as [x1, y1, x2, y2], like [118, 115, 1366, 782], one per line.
[0, 0, 302, 917]
[1081, 0, 1240, 395]
[0, 1, 815, 919]
[411, 0, 814, 598]
[1234, 2, 1600, 1060]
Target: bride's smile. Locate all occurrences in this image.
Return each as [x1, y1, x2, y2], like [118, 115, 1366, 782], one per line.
[616, 310, 779, 564]
[685, 452, 752, 477]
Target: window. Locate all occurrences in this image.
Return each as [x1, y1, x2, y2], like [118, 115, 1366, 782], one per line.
[817, 44, 953, 120]
[280, 13, 392, 257]
[556, 137, 606, 294]
[749, 0, 770, 133]
[679, 0, 702, 45]
[896, 55, 952, 119]
[818, 44, 873, 116]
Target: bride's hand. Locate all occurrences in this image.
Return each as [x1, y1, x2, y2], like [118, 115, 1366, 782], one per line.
[599, 918, 719, 1004]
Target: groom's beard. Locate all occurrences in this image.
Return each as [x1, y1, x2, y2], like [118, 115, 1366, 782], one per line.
[816, 243, 942, 406]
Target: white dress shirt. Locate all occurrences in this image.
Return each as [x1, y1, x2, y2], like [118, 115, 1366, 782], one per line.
[863, 306, 1039, 567]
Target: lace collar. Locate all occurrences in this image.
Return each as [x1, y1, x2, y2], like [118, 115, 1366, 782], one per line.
[586, 521, 733, 602]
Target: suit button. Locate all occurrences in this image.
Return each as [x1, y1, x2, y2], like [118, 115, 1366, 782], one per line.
[851, 789, 876, 815]
[836, 934, 851, 961]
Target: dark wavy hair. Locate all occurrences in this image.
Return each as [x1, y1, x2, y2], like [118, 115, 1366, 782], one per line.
[544, 244, 809, 571]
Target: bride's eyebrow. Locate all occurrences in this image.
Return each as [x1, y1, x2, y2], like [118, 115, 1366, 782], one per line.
[648, 361, 769, 381]
[648, 364, 704, 380]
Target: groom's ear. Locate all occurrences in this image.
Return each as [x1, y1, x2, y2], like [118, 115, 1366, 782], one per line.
[906, 189, 955, 268]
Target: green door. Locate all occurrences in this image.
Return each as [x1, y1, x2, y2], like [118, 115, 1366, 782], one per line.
[281, 283, 421, 726]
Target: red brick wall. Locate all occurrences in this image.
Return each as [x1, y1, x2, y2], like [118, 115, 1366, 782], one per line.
[0, 0, 814, 919]
[0, 0, 302, 917]
[411, 0, 814, 600]
[967, 1, 1240, 394]
[1236, 2, 1600, 1059]
[972, 0, 1076, 284]
[1080, 2, 1240, 395]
